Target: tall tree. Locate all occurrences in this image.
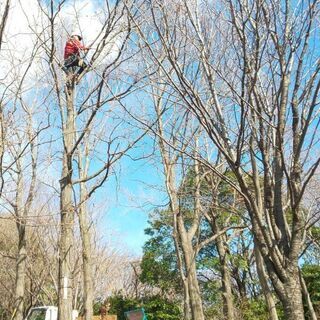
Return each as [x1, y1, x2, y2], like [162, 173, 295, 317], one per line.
[0, 9, 49, 318]
[40, 1, 142, 319]
[130, 0, 320, 318]
[149, 84, 241, 319]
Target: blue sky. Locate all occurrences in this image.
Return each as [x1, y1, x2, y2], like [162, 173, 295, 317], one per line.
[97, 142, 168, 256]
[1, 0, 169, 257]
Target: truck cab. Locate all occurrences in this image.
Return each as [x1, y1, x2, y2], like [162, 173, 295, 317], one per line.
[26, 306, 78, 320]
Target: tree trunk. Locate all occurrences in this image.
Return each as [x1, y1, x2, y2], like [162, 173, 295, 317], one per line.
[220, 261, 234, 320]
[171, 212, 191, 320]
[281, 269, 305, 320]
[78, 183, 93, 320]
[13, 166, 27, 320]
[182, 279, 191, 320]
[212, 219, 235, 320]
[171, 211, 192, 320]
[157, 102, 204, 320]
[13, 229, 27, 320]
[254, 245, 278, 320]
[300, 272, 317, 320]
[0, 106, 4, 197]
[187, 263, 205, 320]
[179, 232, 204, 320]
[58, 88, 75, 320]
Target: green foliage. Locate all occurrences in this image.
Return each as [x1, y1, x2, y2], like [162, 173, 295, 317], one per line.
[140, 251, 179, 292]
[201, 278, 221, 306]
[140, 168, 255, 319]
[302, 264, 320, 316]
[240, 299, 269, 320]
[0, 307, 9, 320]
[93, 300, 106, 316]
[140, 215, 181, 294]
[143, 295, 182, 320]
[107, 294, 182, 320]
[108, 294, 140, 320]
[309, 226, 320, 239]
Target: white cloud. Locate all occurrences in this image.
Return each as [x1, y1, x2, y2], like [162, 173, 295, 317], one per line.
[56, 0, 125, 67]
[0, 0, 123, 91]
[58, 0, 103, 43]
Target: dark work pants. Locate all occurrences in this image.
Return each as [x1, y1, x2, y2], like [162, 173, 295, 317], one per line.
[64, 54, 87, 76]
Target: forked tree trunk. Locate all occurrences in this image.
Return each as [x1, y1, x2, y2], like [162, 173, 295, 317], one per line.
[178, 225, 204, 320]
[156, 95, 205, 320]
[169, 183, 205, 320]
[58, 87, 75, 320]
[254, 246, 278, 320]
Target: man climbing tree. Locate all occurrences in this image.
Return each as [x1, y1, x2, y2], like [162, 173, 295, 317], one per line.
[63, 33, 89, 83]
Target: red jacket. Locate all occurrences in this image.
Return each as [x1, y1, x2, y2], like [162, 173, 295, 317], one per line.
[64, 38, 87, 59]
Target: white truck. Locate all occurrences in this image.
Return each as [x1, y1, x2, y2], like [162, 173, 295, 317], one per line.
[25, 306, 78, 320]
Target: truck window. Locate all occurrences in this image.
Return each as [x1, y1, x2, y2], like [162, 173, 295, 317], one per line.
[27, 309, 47, 320]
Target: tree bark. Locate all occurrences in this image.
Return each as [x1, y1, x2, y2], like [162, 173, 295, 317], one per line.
[165, 168, 205, 320]
[187, 261, 205, 320]
[13, 167, 26, 320]
[254, 245, 278, 320]
[282, 270, 305, 320]
[172, 208, 191, 320]
[78, 182, 93, 320]
[182, 279, 191, 320]
[178, 221, 205, 320]
[58, 87, 75, 320]
[13, 228, 27, 320]
[0, 0, 10, 51]
[212, 220, 235, 320]
[131, 1, 319, 318]
[300, 272, 317, 320]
